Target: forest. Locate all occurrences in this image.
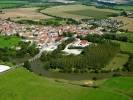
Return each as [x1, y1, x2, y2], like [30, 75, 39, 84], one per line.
[40, 42, 120, 73]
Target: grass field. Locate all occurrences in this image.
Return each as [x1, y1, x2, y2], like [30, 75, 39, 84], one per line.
[0, 0, 28, 9]
[0, 68, 132, 100]
[103, 77, 133, 98]
[0, 7, 52, 20]
[105, 53, 129, 71]
[0, 36, 20, 48]
[41, 4, 119, 20]
[114, 5, 133, 11]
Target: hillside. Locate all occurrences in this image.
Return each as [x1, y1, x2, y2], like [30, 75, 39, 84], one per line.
[0, 68, 132, 100]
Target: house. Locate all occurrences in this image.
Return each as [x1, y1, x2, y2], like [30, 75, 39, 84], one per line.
[72, 39, 90, 47]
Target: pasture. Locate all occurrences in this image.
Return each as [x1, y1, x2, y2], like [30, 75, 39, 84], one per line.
[0, 67, 132, 100]
[41, 4, 119, 20]
[0, 36, 20, 48]
[0, 7, 52, 20]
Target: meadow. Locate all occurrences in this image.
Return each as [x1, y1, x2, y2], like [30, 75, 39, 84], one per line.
[41, 4, 119, 20]
[0, 67, 132, 100]
[0, 36, 20, 48]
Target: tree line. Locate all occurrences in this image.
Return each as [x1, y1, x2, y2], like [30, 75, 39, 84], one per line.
[78, 33, 129, 43]
[15, 18, 79, 26]
[123, 53, 133, 72]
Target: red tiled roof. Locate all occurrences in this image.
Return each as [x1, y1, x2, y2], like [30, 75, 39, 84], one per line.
[80, 40, 88, 45]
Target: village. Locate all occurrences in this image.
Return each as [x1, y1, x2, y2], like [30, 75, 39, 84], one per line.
[0, 19, 104, 55]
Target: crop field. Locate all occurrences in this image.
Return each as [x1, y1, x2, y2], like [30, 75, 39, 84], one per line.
[41, 4, 119, 20]
[0, 7, 52, 20]
[105, 53, 129, 71]
[112, 16, 133, 32]
[0, 68, 132, 100]
[0, 36, 20, 48]
[65, 9, 117, 19]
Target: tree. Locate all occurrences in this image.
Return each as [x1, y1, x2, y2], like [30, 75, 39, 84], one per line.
[23, 61, 31, 71]
[121, 11, 127, 17]
[0, 10, 3, 14]
[123, 54, 133, 72]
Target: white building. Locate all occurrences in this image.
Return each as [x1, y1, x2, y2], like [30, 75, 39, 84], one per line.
[0, 65, 10, 73]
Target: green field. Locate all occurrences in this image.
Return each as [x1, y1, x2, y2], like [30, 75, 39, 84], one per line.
[0, 4, 21, 9]
[114, 5, 133, 11]
[41, 4, 119, 20]
[103, 77, 133, 98]
[0, 68, 132, 100]
[113, 41, 133, 53]
[105, 53, 129, 71]
[0, 36, 21, 48]
[0, 1, 28, 9]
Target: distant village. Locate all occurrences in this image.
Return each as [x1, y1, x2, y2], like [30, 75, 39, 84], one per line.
[0, 18, 121, 55]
